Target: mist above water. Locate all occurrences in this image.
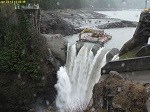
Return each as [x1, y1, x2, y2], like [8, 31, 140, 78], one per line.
[55, 44, 107, 111]
[54, 3, 144, 111]
[80, 0, 147, 10]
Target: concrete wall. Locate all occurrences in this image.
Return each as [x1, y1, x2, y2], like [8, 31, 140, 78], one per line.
[101, 56, 150, 74]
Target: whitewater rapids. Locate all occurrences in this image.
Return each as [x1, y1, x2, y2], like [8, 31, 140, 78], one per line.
[55, 44, 107, 112]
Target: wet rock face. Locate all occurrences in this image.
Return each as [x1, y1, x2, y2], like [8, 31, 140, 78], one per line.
[40, 11, 77, 36]
[43, 34, 68, 65]
[86, 72, 150, 112]
[76, 41, 84, 55]
[92, 44, 103, 56]
[106, 48, 119, 62]
[119, 12, 150, 56]
[136, 44, 150, 57]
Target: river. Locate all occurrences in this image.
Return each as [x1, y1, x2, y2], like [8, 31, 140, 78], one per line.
[65, 9, 142, 49]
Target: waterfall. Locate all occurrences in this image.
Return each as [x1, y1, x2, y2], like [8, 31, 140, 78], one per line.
[55, 44, 107, 112]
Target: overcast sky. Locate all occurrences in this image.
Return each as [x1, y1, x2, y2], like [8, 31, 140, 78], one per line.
[129, 0, 146, 8]
[114, 0, 147, 9]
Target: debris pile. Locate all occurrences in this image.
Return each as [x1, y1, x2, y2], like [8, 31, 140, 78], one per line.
[79, 28, 112, 45]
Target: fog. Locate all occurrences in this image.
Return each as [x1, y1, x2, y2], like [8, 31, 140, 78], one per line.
[82, 0, 147, 10]
[105, 0, 146, 9]
[40, 0, 148, 10]
[117, 0, 146, 9]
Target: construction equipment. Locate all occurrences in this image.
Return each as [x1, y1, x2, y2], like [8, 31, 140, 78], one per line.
[78, 28, 112, 45]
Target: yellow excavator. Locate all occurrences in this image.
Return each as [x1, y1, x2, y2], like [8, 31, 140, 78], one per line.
[79, 28, 112, 45]
[144, 8, 150, 12]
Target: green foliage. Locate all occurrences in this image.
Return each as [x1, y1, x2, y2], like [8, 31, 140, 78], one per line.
[0, 4, 15, 17]
[0, 5, 46, 111]
[0, 10, 43, 82]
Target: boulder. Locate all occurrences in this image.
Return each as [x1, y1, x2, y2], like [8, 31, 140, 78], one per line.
[86, 72, 150, 112]
[76, 41, 84, 55]
[119, 12, 150, 56]
[136, 44, 150, 57]
[106, 48, 119, 62]
[92, 44, 102, 56]
[43, 34, 68, 65]
[47, 49, 62, 70]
